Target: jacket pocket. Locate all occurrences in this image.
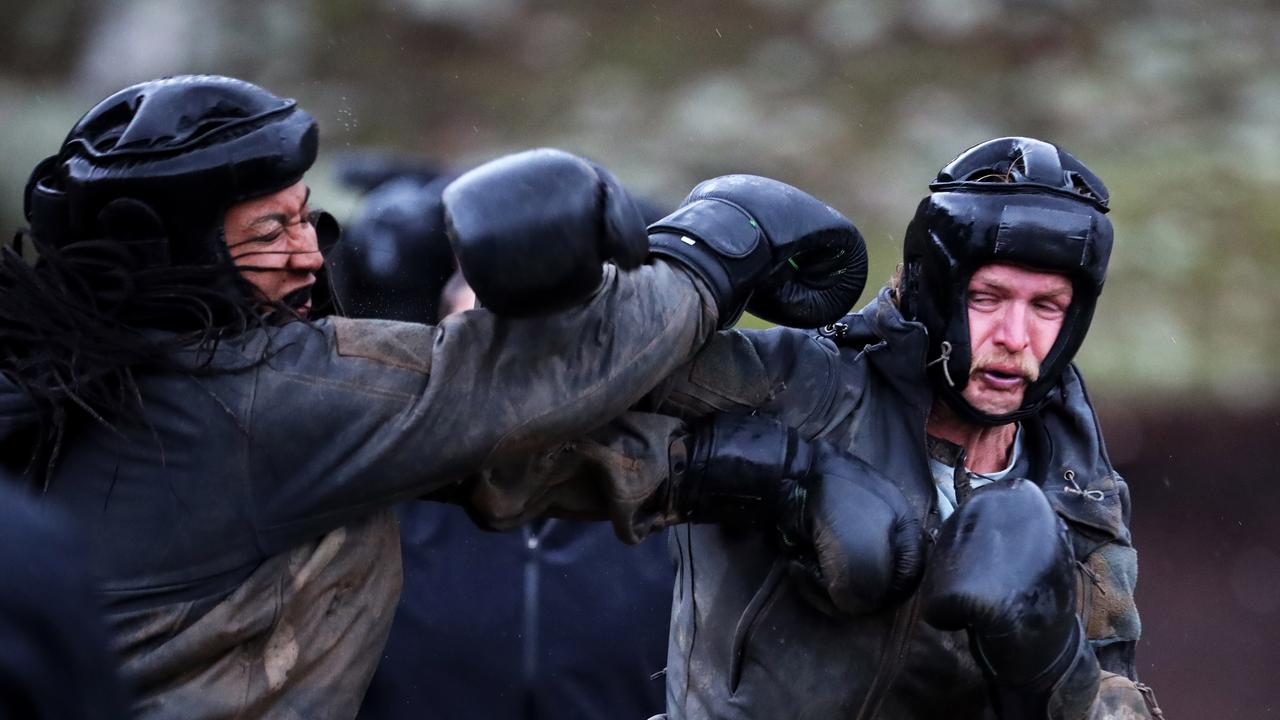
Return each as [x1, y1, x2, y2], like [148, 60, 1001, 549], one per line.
[728, 557, 788, 695]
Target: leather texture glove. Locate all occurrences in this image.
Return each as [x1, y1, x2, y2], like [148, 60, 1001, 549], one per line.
[648, 175, 867, 329]
[673, 414, 922, 616]
[921, 478, 1087, 718]
[442, 148, 648, 316]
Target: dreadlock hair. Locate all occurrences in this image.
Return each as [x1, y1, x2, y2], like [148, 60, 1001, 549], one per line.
[0, 220, 311, 490]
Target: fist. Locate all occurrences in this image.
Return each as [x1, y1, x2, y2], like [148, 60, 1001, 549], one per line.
[442, 148, 648, 316]
[920, 479, 1078, 686]
[799, 444, 924, 616]
[648, 175, 867, 328]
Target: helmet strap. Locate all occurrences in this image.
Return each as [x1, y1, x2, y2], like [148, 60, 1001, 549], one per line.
[926, 340, 957, 387]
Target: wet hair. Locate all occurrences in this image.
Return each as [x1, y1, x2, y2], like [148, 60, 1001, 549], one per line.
[0, 224, 308, 490]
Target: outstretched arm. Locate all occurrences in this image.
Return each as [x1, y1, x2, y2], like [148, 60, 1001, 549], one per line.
[246, 160, 871, 552]
[443, 323, 864, 538]
[645, 324, 862, 438]
[246, 260, 716, 553]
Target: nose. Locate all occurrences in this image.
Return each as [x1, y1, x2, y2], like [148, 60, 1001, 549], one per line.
[992, 301, 1030, 353]
[286, 222, 324, 273]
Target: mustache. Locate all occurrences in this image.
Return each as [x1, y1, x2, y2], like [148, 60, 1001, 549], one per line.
[970, 349, 1040, 382]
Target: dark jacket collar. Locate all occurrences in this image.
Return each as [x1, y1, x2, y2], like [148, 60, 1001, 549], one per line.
[839, 287, 935, 417]
[1020, 365, 1129, 545]
[841, 288, 1128, 544]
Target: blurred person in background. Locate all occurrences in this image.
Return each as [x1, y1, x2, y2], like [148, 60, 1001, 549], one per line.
[0, 74, 878, 719]
[519, 137, 1165, 719]
[0, 481, 130, 720]
[330, 166, 674, 719]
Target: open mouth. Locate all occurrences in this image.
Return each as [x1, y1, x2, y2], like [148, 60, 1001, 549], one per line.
[977, 368, 1026, 389]
[282, 286, 313, 316]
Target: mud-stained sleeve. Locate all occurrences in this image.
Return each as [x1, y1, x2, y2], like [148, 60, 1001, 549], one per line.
[1054, 539, 1162, 719]
[1040, 629, 1161, 720]
[1079, 477, 1150, 706]
[1054, 474, 1161, 719]
[450, 411, 689, 544]
[444, 326, 857, 542]
[1084, 674, 1164, 719]
[444, 328, 860, 543]
[1081, 542, 1142, 671]
[244, 260, 715, 553]
[459, 326, 856, 542]
[645, 326, 856, 440]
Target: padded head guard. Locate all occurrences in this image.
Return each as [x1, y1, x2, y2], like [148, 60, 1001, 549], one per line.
[900, 136, 1113, 425]
[24, 75, 319, 266]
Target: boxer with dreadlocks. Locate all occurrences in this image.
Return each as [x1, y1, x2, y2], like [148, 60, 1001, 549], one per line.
[0, 75, 884, 718]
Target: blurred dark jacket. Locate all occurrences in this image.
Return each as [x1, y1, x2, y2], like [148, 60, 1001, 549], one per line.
[358, 507, 671, 720]
[328, 174, 458, 325]
[0, 482, 130, 720]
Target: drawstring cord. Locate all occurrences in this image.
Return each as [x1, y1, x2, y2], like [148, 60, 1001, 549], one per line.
[926, 340, 956, 387]
[1062, 468, 1104, 501]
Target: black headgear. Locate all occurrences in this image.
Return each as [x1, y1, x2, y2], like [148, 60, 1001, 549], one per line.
[24, 75, 320, 266]
[328, 175, 457, 324]
[900, 136, 1114, 426]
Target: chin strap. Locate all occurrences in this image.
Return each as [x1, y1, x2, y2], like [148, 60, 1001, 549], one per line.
[926, 340, 957, 387]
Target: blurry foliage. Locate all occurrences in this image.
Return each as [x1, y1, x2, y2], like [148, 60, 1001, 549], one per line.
[0, 0, 1276, 401]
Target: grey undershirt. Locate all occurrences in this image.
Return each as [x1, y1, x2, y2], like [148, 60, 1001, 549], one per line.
[929, 426, 1024, 522]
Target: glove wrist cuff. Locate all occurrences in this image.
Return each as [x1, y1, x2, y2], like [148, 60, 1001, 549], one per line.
[776, 437, 817, 547]
[650, 233, 740, 326]
[671, 415, 800, 526]
[648, 198, 771, 328]
[985, 618, 1096, 719]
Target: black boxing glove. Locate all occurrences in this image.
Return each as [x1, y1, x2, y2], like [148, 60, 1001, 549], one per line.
[648, 175, 867, 329]
[441, 148, 648, 316]
[671, 414, 923, 616]
[921, 479, 1097, 718]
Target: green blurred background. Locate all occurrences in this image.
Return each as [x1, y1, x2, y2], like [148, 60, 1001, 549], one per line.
[1, 0, 1276, 716]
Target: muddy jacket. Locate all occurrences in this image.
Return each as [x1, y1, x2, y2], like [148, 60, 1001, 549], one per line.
[4, 261, 714, 720]
[497, 289, 1158, 719]
[640, 289, 1157, 720]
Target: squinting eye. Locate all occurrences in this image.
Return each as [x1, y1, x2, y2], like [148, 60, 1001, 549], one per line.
[248, 229, 284, 245]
